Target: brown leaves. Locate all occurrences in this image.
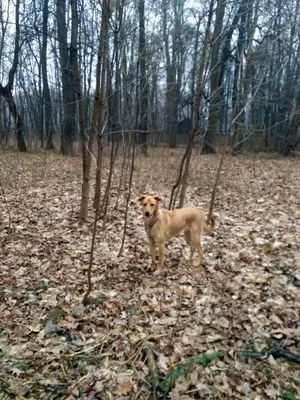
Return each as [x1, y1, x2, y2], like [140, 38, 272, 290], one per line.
[1, 152, 300, 399]
[114, 379, 133, 396]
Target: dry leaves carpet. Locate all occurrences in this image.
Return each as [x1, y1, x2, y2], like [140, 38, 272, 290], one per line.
[0, 149, 300, 400]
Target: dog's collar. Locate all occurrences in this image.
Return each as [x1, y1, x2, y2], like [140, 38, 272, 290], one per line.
[145, 209, 162, 236]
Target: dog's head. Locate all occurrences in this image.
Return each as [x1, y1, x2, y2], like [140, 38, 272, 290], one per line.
[138, 194, 162, 218]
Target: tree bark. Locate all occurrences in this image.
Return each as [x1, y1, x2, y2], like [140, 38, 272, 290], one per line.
[138, 0, 148, 155]
[42, 0, 55, 149]
[56, 0, 77, 155]
[202, 0, 226, 154]
[0, 0, 26, 152]
[71, 0, 86, 161]
[178, 0, 214, 207]
[93, 0, 110, 210]
[163, 0, 181, 149]
[80, 1, 110, 219]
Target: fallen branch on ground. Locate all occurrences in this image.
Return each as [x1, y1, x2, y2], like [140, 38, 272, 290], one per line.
[144, 347, 159, 400]
[240, 347, 300, 364]
[158, 350, 224, 394]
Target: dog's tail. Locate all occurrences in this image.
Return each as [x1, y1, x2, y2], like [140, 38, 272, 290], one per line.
[205, 215, 216, 234]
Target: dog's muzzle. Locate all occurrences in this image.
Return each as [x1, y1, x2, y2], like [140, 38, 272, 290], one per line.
[145, 211, 151, 217]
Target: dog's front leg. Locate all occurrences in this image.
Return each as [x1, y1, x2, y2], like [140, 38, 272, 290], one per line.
[153, 241, 165, 275]
[149, 238, 157, 271]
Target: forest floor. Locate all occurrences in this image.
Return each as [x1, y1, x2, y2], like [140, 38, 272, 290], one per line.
[0, 148, 300, 400]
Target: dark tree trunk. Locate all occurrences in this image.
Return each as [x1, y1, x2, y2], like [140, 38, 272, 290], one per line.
[202, 0, 226, 154]
[0, 88, 27, 152]
[56, 0, 77, 155]
[163, 0, 181, 149]
[0, 0, 27, 152]
[138, 0, 148, 155]
[109, 0, 123, 143]
[42, 0, 55, 149]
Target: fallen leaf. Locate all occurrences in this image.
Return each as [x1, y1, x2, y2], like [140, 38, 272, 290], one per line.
[129, 332, 147, 344]
[114, 380, 133, 396]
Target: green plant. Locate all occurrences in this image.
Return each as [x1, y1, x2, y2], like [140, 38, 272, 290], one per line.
[283, 264, 290, 273]
[283, 390, 294, 400]
[16, 361, 30, 371]
[73, 358, 84, 368]
[264, 242, 272, 254]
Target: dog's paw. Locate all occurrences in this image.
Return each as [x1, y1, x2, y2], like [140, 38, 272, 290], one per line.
[192, 258, 201, 267]
[153, 269, 162, 275]
[151, 263, 157, 272]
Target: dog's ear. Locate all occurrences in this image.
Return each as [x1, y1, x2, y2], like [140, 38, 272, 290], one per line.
[153, 195, 162, 202]
[137, 195, 146, 203]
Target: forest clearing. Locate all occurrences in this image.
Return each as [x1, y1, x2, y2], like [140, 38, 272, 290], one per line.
[1, 149, 300, 399]
[1, 0, 300, 397]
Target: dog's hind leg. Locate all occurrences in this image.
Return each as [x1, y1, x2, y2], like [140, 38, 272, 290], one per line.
[190, 231, 204, 266]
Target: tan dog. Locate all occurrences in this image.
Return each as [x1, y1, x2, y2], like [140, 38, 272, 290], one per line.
[138, 194, 215, 275]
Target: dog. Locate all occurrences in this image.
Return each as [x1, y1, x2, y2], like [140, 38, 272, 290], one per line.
[138, 194, 215, 275]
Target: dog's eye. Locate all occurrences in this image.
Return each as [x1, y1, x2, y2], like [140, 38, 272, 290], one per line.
[151, 204, 155, 207]
[143, 203, 146, 206]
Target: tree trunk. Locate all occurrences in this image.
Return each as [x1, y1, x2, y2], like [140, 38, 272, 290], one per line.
[138, 0, 148, 155]
[80, 1, 110, 219]
[56, 0, 77, 155]
[93, 0, 110, 209]
[202, 0, 226, 154]
[174, 0, 214, 208]
[108, 0, 123, 143]
[280, 0, 300, 155]
[0, 0, 26, 152]
[190, 16, 201, 117]
[0, 88, 27, 152]
[232, 0, 258, 153]
[42, 0, 55, 149]
[71, 0, 85, 160]
[163, 0, 180, 149]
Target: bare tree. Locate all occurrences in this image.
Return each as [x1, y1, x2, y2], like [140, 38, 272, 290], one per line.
[0, 0, 27, 152]
[170, 0, 215, 209]
[137, 0, 148, 155]
[0, 0, 299, 155]
[80, 0, 110, 219]
[42, 0, 55, 149]
[56, 0, 77, 155]
[162, 0, 184, 148]
[202, 0, 226, 154]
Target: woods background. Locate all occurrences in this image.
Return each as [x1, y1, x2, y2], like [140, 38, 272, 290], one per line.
[1, 0, 300, 156]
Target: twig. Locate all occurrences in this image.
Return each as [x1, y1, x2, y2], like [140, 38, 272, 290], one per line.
[64, 343, 105, 358]
[36, 306, 47, 324]
[71, 373, 91, 388]
[0, 178, 12, 230]
[167, 291, 183, 356]
[207, 146, 226, 223]
[240, 347, 300, 364]
[118, 135, 136, 256]
[60, 363, 68, 379]
[82, 201, 99, 305]
[119, 343, 145, 365]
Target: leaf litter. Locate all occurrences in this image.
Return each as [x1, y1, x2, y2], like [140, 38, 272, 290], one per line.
[0, 150, 300, 399]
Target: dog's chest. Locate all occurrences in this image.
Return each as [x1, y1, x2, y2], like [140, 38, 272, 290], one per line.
[144, 223, 159, 239]
[145, 225, 151, 238]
